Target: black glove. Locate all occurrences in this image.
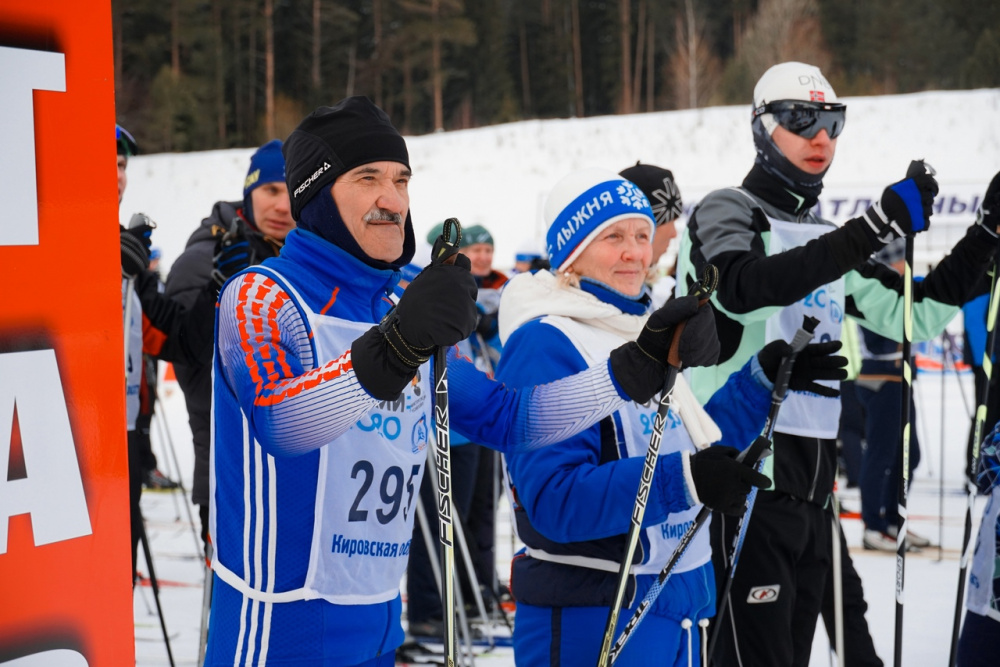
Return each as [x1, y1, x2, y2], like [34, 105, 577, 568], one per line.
[975, 170, 1000, 239]
[757, 339, 848, 398]
[351, 254, 478, 399]
[609, 296, 720, 403]
[475, 311, 498, 340]
[391, 253, 478, 354]
[860, 160, 938, 247]
[120, 225, 150, 279]
[688, 445, 771, 516]
[212, 218, 252, 288]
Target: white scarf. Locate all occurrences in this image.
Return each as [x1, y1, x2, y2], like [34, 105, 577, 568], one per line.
[499, 271, 721, 448]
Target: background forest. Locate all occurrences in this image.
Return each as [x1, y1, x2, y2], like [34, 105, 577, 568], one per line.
[111, 0, 1000, 153]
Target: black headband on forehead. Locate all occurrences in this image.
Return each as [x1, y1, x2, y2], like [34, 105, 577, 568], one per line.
[282, 96, 411, 220]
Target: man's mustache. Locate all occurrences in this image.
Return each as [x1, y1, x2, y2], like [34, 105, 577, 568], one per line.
[364, 208, 403, 224]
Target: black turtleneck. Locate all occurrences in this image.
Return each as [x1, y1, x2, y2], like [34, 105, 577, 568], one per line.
[742, 163, 818, 216]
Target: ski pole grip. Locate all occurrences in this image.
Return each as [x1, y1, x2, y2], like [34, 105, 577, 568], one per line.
[906, 159, 935, 179]
[431, 217, 463, 267]
[128, 211, 156, 230]
[735, 434, 772, 466]
[771, 315, 819, 400]
[789, 315, 820, 354]
[667, 265, 719, 368]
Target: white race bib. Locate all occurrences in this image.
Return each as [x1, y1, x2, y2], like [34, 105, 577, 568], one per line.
[764, 218, 845, 438]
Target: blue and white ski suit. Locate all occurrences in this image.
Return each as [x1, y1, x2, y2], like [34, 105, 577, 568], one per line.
[496, 270, 770, 667]
[206, 229, 637, 666]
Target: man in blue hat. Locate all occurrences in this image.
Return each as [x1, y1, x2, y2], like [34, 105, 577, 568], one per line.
[165, 138, 294, 551]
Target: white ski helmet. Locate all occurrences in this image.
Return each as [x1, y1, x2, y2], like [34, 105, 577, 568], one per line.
[753, 62, 838, 136]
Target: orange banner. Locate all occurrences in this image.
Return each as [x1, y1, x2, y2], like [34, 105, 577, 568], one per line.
[0, 1, 133, 665]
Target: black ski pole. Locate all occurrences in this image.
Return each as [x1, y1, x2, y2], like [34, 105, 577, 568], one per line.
[137, 508, 176, 667]
[596, 265, 719, 667]
[431, 218, 463, 667]
[707, 315, 819, 661]
[949, 239, 1000, 665]
[895, 160, 935, 667]
[612, 315, 818, 665]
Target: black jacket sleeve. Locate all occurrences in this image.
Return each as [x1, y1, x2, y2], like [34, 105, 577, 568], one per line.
[135, 269, 217, 365]
[846, 223, 999, 319]
[705, 210, 878, 315]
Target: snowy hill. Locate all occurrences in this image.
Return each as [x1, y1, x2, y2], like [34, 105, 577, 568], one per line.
[121, 88, 1000, 278]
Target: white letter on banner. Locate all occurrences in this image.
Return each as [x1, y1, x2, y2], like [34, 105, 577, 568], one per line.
[0, 350, 92, 554]
[0, 47, 66, 246]
[2, 649, 89, 666]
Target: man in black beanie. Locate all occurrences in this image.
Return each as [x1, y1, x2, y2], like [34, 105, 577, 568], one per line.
[204, 96, 720, 665]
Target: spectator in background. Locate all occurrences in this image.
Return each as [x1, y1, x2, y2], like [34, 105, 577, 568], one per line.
[512, 238, 548, 274]
[838, 317, 865, 489]
[118, 124, 213, 582]
[118, 123, 151, 582]
[406, 222, 509, 638]
[854, 239, 929, 552]
[165, 138, 293, 551]
[619, 162, 683, 307]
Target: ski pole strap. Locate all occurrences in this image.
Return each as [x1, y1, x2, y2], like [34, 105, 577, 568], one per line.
[431, 217, 462, 266]
[667, 264, 719, 367]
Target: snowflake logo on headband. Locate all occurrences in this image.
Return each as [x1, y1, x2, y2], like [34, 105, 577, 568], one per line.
[617, 181, 649, 210]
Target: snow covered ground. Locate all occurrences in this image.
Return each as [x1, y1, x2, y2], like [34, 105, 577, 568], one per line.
[124, 88, 1000, 665]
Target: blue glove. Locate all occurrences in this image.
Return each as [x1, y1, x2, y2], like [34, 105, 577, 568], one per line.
[861, 160, 938, 246]
[212, 218, 252, 288]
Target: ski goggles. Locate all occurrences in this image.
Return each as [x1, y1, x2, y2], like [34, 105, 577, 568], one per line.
[753, 100, 847, 139]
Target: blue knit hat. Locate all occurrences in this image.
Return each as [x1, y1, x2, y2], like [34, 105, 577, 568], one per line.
[544, 168, 655, 272]
[243, 139, 286, 228]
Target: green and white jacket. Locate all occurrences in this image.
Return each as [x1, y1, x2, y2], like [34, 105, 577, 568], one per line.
[678, 164, 995, 501]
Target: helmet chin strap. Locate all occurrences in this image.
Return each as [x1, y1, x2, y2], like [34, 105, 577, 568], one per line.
[751, 116, 827, 209]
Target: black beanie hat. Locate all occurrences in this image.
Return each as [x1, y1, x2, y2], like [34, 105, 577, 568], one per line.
[282, 96, 410, 221]
[618, 162, 683, 226]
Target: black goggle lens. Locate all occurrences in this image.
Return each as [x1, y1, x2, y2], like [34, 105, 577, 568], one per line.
[755, 102, 847, 139]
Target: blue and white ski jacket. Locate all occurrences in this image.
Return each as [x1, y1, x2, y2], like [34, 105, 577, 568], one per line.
[207, 229, 639, 665]
[496, 270, 770, 620]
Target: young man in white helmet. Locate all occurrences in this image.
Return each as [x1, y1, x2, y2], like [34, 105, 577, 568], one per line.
[677, 61, 1000, 665]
